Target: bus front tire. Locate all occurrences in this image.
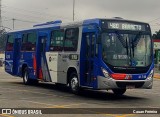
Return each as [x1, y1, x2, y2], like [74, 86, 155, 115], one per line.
[112, 88, 126, 95]
[69, 73, 80, 94]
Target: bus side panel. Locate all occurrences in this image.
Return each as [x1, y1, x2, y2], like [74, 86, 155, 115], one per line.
[5, 51, 14, 75]
[79, 33, 87, 86]
[20, 52, 37, 79]
[12, 38, 21, 76]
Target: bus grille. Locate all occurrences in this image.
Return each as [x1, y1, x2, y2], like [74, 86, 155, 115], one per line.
[116, 82, 145, 88]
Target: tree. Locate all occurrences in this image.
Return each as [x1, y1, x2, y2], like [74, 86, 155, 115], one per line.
[152, 30, 160, 39]
[0, 29, 7, 52]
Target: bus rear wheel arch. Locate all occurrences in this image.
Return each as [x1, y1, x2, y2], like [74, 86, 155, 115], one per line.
[22, 67, 38, 85]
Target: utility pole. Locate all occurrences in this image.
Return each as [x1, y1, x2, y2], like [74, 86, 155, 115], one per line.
[12, 18, 15, 30]
[0, 0, 2, 31]
[73, 0, 75, 21]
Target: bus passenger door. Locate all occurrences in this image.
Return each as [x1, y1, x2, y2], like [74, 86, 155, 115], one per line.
[84, 33, 96, 85]
[13, 38, 21, 75]
[39, 35, 51, 82]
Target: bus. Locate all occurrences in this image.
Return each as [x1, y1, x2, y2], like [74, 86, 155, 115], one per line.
[5, 18, 154, 95]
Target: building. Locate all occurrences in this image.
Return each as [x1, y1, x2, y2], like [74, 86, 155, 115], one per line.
[153, 39, 160, 64]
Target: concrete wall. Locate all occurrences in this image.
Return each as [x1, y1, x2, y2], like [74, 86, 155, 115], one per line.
[0, 54, 4, 58]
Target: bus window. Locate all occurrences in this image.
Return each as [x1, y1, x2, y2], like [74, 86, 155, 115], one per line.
[27, 33, 36, 51]
[50, 29, 64, 51]
[21, 34, 27, 51]
[91, 34, 95, 57]
[21, 33, 36, 51]
[6, 35, 14, 51]
[64, 28, 79, 51]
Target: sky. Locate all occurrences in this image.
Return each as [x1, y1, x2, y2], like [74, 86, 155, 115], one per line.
[1, 0, 160, 34]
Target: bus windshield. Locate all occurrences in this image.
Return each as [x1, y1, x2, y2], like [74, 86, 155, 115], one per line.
[101, 32, 152, 67]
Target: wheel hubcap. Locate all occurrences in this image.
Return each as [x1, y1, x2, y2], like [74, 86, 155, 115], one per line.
[24, 72, 28, 82]
[71, 77, 78, 91]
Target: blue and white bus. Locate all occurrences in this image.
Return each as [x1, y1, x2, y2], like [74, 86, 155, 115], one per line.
[5, 18, 154, 95]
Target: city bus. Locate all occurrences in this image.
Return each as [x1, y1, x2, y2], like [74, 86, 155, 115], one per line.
[5, 18, 154, 95]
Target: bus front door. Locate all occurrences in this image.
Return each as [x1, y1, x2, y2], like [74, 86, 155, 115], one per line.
[13, 38, 21, 75]
[39, 36, 51, 82]
[84, 33, 96, 86]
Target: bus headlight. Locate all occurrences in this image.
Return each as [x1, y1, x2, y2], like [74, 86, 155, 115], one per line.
[146, 69, 154, 80]
[101, 68, 110, 78]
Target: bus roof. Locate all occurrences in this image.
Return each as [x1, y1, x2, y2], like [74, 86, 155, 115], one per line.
[7, 18, 149, 34]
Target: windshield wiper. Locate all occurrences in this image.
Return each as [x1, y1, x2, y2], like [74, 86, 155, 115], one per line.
[126, 37, 129, 56]
[131, 32, 142, 58]
[115, 31, 129, 56]
[131, 38, 134, 57]
[115, 31, 126, 48]
[132, 32, 142, 47]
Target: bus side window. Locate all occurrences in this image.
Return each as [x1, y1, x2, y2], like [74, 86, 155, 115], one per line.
[27, 33, 36, 51]
[6, 35, 14, 51]
[86, 35, 90, 58]
[50, 29, 64, 51]
[91, 34, 95, 57]
[64, 28, 79, 51]
[21, 32, 36, 51]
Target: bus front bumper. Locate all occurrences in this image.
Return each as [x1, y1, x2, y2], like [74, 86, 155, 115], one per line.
[97, 76, 153, 89]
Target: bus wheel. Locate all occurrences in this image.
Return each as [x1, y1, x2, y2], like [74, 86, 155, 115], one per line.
[112, 88, 126, 95]
[69, 72, 79, 94]
[23, 68, 32, 85]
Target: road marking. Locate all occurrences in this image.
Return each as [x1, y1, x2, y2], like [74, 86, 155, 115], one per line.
[21, 100, 61, 107]
[22, 100, 67, 108]
[22, 100, 86, 108]
[0, 87, 73, 98]
[113, 114, 135, 117]
[0, 98, 8, 101]
[47, 103, 87, 108]
[104, 114, 118, 117]
[0, 114, 14, 117]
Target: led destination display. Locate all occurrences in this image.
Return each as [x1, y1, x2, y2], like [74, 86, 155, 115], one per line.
[101, 20, 148, 31]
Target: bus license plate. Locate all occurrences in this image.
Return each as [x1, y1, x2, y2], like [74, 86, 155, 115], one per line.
[126, 85, 135, 89]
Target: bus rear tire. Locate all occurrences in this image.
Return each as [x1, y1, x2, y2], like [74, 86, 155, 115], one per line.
[112, 88, 126, 96]
[23, 68, 32, 85]
[69, 72, 80, 94]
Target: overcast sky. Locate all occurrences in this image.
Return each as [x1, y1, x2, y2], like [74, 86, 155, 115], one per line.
[2, 0, 160, 33]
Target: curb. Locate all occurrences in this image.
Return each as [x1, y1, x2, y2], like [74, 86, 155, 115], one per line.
[0, 67, 4, 70]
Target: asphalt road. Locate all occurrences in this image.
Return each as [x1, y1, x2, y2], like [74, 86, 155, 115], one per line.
[0, 68, 159, 117]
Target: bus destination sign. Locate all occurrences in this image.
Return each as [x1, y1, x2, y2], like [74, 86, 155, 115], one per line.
[107, 22, 146, 31]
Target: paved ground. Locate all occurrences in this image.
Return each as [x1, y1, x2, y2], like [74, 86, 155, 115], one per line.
[0, 68, 159, 117]
[154, 73, 160, 79]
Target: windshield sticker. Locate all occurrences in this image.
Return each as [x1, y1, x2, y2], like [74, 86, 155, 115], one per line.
[113, 54, 128, 60]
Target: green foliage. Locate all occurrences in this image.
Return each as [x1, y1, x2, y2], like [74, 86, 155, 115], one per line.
[0, 29, 7, 52]
[153, 30, 160, 39]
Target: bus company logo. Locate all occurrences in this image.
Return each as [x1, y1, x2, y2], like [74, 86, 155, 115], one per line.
[138, 75, 146, 79]
[6, 55, 10, 59]
[49, 56, 56, 62]
[49, 57, 52, 62]
[125, 75, 132, 80]
[2, 109, 12, 114]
